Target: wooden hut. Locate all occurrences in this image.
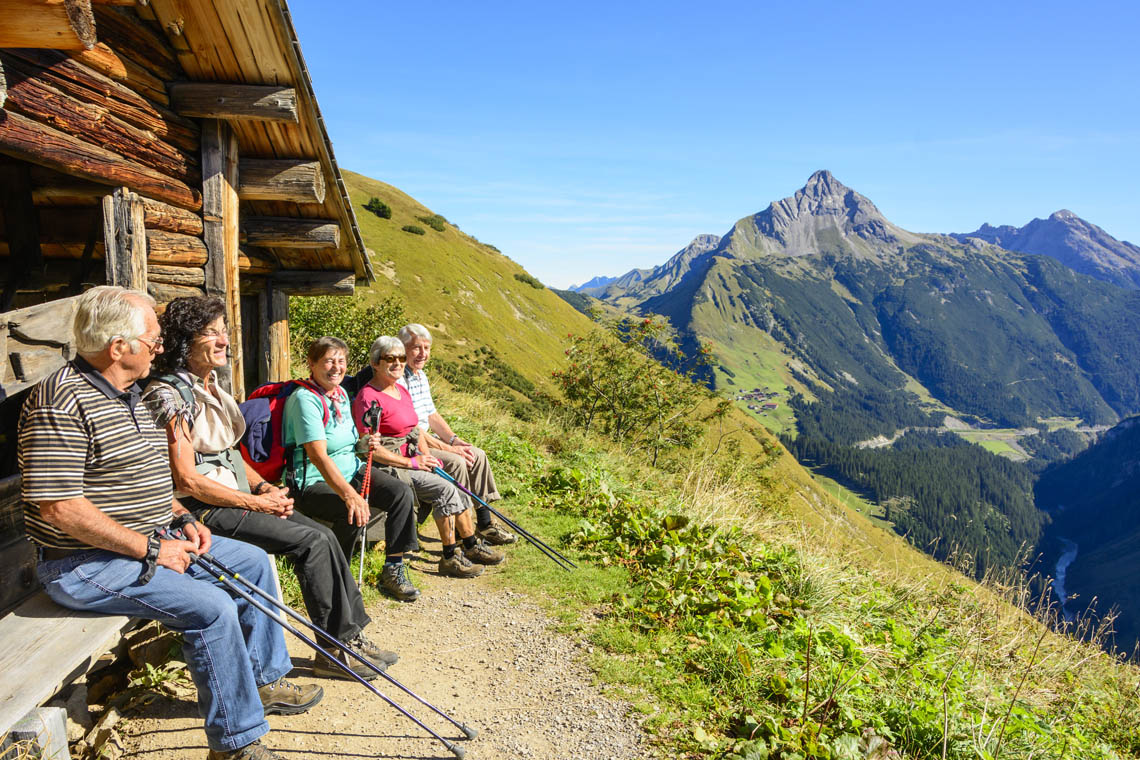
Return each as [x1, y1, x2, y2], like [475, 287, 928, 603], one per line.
[0, 0, 373, 611]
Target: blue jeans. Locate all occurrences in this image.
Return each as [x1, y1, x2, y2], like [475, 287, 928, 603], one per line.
[37, 536, 293, 751]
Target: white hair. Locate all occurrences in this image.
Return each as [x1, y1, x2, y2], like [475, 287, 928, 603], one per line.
[398, 323, 432, 345]
[369, 335, 405, 365]
[74, 286, 156, 356]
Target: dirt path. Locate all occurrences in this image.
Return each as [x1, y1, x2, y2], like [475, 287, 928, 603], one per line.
[118, 538, 646, 760]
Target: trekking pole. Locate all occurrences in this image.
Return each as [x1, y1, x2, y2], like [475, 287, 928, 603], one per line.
[160, 532, 476, 756]
[431, 466, 577, 571]
[356, 401, 382, 586]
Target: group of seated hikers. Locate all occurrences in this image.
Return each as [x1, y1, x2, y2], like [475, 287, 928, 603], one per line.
[17, 286, 516, 760]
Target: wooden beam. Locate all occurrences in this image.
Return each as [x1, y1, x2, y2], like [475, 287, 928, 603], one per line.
[1, 49, 199, 153]
[69, 43, 169, 105]
[90, 4, 180, 83]
[148, 263, 204, 287]
[141, 196, 203, 235]
[0, 205, 101, 241]
[0, 0, 97, 50]
[102, 187, 147, 291]
[201, 120, 243, 397]
[147, 281, 203, 305]
[238, 159, 325, 204]
[146, 228, 206, 266]
[30, 166, 109, 203]
[0, 110, 202, 210]
[170, 84, 299, 123]
[240, 217, 340, 249]
[270, 271, 355, 296]
[0, 57, 200, 183]
[238, 247, 277, 275]
[266, 285, 289, 382]
[0, 162, 43, 311]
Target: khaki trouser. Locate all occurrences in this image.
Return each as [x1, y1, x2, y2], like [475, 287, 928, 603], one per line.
[435, 445, 500, 505]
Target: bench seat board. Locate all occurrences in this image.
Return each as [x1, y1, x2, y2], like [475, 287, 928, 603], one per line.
[0, 593, 133, 735]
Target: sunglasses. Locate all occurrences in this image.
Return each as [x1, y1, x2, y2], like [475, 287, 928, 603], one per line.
[380, 354, 406, 363]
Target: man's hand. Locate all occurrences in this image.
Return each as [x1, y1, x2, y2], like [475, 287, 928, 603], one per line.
[411, 452, 442, 471]
[254, 488, 295, 519]
[157, 537, 198, 573]
[182, 521, 212, 555]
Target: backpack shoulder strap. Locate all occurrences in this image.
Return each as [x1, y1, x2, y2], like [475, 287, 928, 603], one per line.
[292, 379, 331, 426]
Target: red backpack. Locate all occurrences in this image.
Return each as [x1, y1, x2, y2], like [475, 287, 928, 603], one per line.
[238, 379, 328, 483]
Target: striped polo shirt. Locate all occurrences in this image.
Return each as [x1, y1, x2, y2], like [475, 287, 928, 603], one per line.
[19, 358, 173, 548]
[398, 367, 437, 430]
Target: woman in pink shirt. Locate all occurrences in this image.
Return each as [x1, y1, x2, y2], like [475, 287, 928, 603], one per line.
[352, 336, 502, 578]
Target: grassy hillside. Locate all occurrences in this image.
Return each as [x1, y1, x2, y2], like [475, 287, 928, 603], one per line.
[343, 170, 596, 386]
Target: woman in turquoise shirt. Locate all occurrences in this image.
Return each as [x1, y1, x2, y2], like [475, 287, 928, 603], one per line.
[285, 336, 419, 602]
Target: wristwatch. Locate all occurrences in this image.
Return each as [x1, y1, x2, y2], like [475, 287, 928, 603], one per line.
[139, 534, 162, 584]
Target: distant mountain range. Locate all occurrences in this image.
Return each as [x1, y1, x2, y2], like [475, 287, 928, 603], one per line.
[569, 275, 618, 293]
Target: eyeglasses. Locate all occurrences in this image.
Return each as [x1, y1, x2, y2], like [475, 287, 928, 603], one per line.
[379, 354, 406, 363]
[200, 328, 229, 340]
[136, 335, 164, 351]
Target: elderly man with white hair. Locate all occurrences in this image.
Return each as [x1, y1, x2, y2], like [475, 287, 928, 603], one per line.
[396, 323, 516, 545]
[19, 286, 320, 760]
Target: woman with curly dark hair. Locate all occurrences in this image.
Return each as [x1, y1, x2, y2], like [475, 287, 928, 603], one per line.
[142, 296, 401, 681]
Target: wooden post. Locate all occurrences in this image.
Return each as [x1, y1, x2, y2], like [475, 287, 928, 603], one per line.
[0, 161, 43, 311]
[201, 120, 243, 397]
[265, 285, 290, 383]
[102, 187, 147, 291]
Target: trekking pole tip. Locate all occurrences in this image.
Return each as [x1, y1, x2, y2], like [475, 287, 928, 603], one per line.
[460, 724, 478, 740]
[448, 742, 466, 759]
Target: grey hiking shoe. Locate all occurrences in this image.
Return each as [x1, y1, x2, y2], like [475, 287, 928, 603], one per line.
[463, 539, 504, 566]
[439, 550, 484, 578]
[477, 524, 517, 545]
[380, 562, 420, 602]
[347, 632, 399, 667]
[206, 739, 281, 760]
[257, 677, 323, 715]
[312, 648, 382, 681]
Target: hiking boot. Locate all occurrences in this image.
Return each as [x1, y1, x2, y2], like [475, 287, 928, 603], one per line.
[477, 524, 517, 545]
[380, 562, 420, 602]
[463, 539, 504, 566]
[439, 550, 484, 578]
[206, 739, 281, 760]
[257, 677, 323, 715]
[312, 648, 383, 681]
[347, 632, 399, 667]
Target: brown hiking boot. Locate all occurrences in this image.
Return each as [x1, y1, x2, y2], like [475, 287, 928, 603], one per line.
[477, 524, 518, 545]
[379, 562, 420, 602]
[206, 739, 281, 760]
[463, 539, 504, 565]
[257, 677, 323, 715]
[347, 632, 399, 667]
[439, 550, 483, 578]
[312, 648, 382, 681]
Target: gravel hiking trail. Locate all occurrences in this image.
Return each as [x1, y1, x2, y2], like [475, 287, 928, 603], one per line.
[118, 533, 647, 760]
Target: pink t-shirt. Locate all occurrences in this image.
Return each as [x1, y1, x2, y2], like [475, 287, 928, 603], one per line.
[352, 383, 420, 455]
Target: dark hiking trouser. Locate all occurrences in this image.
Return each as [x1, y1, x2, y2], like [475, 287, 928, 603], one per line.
[191, 504, 371, 647]
[294, 467, 419, 562]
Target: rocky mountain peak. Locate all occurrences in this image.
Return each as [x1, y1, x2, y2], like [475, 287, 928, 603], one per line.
[1050, 209, 1078, 222]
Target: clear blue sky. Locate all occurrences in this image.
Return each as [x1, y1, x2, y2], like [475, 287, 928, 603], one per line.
[292, 1, 1140, 289]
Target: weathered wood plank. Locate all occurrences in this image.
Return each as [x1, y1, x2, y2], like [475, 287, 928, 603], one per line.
[69, 42, 169, 106]
[90, 4, 181, 82]
[0, 0, 97, 50]
[241, 216, 339, 249]
[141, 196, 203, 235]
[238, 159, 325, 204]
[0, 58, 200, 183]
[170, 83, 299, 123]
[0, 110, 202, 210]
[148, 263, 204, 287]
[147, 280, 204, 305]
[103, 187, 147, 290]
[202, 120, 243, 397]
[0, 594, 133, 737]
[1, 295, 80, 395]
[146, 229, 207, 266]
[1, 49, 199, 153]
[0, 161, 43, 311]
[238, 247, 277, 275]
[271, 270, 355, 296]
[267, 286, 289, 382]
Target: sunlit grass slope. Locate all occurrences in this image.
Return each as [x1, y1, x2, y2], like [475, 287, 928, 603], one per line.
[343, 170, 595, 386]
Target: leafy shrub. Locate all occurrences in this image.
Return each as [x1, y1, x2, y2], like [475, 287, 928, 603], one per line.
[363, 197, 391, 219]
[513, 272, 544, 289]
[415, 214, 447, 232]
[401, 225, 426, 235]
[553, 317, 726, 465]
[289, 295, 406, 370]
